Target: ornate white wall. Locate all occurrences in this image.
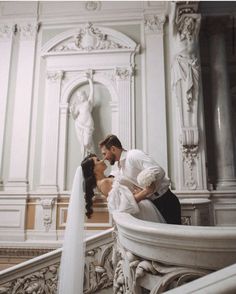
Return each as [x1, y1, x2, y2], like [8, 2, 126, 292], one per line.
[0, 1, 235, 244]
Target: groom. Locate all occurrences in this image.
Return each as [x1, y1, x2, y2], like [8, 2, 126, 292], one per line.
[99, 134, 181, 224]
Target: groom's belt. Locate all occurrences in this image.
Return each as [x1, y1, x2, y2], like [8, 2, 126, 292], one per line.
[154, 189, 170, 198]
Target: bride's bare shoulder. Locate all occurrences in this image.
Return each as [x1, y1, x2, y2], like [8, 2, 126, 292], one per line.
[99, 178, 113, 196]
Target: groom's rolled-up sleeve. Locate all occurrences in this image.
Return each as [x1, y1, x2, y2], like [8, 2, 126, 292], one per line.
[127, 150, 166, 190]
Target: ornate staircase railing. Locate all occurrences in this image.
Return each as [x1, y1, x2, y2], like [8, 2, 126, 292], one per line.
[0, 228, 114, 294]
[1, 213, 236, 294]
[112, 212, 236, 293]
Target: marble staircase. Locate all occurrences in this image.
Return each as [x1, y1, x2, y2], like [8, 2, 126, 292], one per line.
[0, 214, 236, 293]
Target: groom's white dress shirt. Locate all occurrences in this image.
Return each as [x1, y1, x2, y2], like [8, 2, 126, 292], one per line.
[112, 149, 170, 199]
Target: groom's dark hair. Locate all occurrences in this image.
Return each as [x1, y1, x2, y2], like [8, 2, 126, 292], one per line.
[99, 134, 123, 150]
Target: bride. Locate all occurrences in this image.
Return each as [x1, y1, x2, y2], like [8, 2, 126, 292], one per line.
[81, 154, 165, 223]
[58, 154, 165, 294]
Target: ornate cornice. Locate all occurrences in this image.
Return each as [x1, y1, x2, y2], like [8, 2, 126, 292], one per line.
[0, 23, 15, 40]
[53, 22, 129, 52]
[17, 23, 38, 41]
[144, 14, 166, 34]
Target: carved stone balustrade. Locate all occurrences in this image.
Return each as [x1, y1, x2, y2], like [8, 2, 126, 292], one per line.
[165, 263, 236, 294]
[112, 212, 236, 293]
[0, 228, 114, 293]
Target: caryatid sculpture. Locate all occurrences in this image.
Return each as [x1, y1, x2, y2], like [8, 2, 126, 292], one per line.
[70, 72, 94, 158]
[170, 1, 201, 148]
[170, 2, 202, 189]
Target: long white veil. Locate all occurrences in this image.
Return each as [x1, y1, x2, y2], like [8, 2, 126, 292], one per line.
[58, 166, 85, 294]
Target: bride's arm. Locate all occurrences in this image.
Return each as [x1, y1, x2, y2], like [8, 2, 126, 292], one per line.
[98, 178, 113, 197]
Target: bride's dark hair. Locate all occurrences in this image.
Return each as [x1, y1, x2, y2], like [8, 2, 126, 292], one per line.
[81, 154, 97, 218]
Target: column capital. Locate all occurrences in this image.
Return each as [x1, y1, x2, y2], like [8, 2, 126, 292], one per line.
[144, 14, 166, 34]
[17, 22, 39, 41]
[46, 70, 64, 83]
[114, 66, 134, 81]
[0, 23, 15, 41]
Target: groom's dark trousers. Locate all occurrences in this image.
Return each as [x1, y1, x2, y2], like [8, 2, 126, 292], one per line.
[152, 189, 181, 224]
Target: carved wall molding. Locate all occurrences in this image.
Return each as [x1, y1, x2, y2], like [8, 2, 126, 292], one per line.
[181, 215, 192, 225]
[84, 1, 101, 11]
[0, 263, 60, 294]
[0, 229, 114, 293]
[170, 1, 204, 190]
[84, 243, 114, 293]
[114, 66, 134, 81]
[0, 23, 15, 40]
[46, 70, 64, 83]
[40, 198, 56, 231]
[182, 144, 198, 190]
[41, 22, 137, 56]
[115, 242, 210, 294]
[17, 23, 38, 41]
[144, 14, 166, 34]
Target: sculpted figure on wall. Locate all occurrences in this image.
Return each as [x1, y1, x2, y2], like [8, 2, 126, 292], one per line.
[70, 72, 94, 157]
[170, 2, 202, 189]
[170, 2, 201, 146]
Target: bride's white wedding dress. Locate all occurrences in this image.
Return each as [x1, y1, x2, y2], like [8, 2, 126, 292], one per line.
[58, 169, 165, 294]
[108, 176, 165, 223]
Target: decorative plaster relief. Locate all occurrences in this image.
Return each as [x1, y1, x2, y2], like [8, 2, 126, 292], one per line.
[17, 23, 38, 41]
[40, 198, 55, 231]
[53, 22, 129, 52]
[84, 1, 101, 11]
[0, 233, 114, 293]
[144, 14, 166, 34]
[119, 247, 210, 293]
[170, 2, 202, 190]
[0, 263, 60, 294]
[0, 23, 15, 40]
[181, 215, 192, 225]
[182, 145, 198, 190]
[46, 70, 64, 83]
[114, 66, 134, 81]
[84, 244, 114, 293]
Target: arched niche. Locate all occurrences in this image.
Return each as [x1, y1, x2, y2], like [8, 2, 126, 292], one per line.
[39, 22, 139, 191]
[61, 74, 115, 189]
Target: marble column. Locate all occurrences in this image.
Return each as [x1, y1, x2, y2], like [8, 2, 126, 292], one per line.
[208, 18, 236, 189]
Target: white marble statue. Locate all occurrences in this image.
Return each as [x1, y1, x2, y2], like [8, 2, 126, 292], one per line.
[70, 73, 94, 157]
[170, 2, 201, 149]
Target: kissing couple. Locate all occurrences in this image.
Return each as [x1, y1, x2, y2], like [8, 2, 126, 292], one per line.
[58, 134, 181, 294]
